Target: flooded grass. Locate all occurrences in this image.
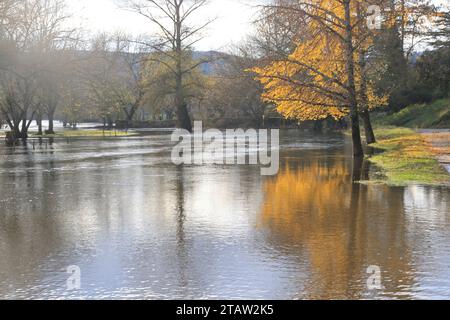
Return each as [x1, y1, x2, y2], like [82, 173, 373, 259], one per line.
[369, 127, 450, 186]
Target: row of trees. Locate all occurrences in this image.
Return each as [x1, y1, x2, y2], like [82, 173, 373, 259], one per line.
[1, 0, 449, 158]
[251, 0, 441, 157]
[0, 0, 265, 138]
[0, 0, 79, 138]
[0, 0, 224, 139]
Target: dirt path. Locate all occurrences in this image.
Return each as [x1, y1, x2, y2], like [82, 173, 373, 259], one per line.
[420, 129, 450, 173]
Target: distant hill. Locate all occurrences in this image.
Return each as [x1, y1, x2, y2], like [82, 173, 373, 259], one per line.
[67, 49, 231, 78]
[191, 50, 230, 75]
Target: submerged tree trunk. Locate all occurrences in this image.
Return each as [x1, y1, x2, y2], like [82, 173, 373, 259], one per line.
[174, 76, 192, 133]
[5, 116, 27, 140]
[350, 111, 364, 157]
[176, 101, 192, 132]
[36, 118, 43, 136]
[344, 0, 364, 158]
[108, 117, 113, 129]
[2, 103, 33, 141]
[20, 117, 29, 140]
[47, 112, 55, 135]
[356, 3, 376, 145]
[174, 73, 192, 132]
[352, 155, 365, 182]
[12, 122, 21, 139]
[174, 3, 192, 132]
[38, 119, 42, 136]
[175, 59, 192, 131]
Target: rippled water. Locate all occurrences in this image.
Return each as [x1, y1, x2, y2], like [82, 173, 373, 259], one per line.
[0, 130, 449, 300]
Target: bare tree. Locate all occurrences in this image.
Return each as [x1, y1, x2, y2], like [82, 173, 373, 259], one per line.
[0, 0, 78, 138]
[125, 0, 214, 131]
[79, 33, 147, 129]
[251, 0, 307, 59]
[200, 45, 269, 128]
[0, 0, 18, 37]
[0, 1, 21, 129]
[34, 0, 79, 134]
[109, 34, 147, 124]
[0, 0, 42, 139]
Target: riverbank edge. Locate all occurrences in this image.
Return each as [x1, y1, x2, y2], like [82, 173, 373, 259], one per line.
[0, 129, 139, 139]
[367, 127, 450, 186]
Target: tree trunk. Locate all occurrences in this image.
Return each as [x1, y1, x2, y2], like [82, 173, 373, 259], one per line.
[352, 155, 365, 182]
[20, 117, 28, 140]
[123, 105, 139, 130]
[176, 101, 192, 132]
[174, 3, 192, 132]
[344, 0, 364, 158]
[356, 3, 376, 146]
[361, 110, 376, 145]
[350, 111, 364, 157]
[12, 122, 21, 139]
[47, 112, 55, 134]
[37, 118, 43, 136]
[125, 105, 138, 122]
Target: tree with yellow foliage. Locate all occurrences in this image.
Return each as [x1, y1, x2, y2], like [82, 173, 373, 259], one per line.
[253, 0, 389, 157]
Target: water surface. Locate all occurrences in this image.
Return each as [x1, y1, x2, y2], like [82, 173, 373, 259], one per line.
[0, 130, 449, 299]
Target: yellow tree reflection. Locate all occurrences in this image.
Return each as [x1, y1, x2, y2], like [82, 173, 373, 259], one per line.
[260, 157, 415, 299]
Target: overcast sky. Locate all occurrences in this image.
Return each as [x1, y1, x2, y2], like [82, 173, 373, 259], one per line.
[68, 0, 266, 51]
[68, 0, 448, 52]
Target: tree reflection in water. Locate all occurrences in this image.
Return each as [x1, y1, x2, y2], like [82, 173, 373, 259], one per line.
[260, 154, 416, 299]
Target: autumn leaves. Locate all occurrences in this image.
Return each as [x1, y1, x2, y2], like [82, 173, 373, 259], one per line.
[252, 0, 391, 157]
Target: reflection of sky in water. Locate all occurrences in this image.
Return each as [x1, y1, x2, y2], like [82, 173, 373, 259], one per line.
[403, 186, 450, 299]
[0, 131, 449, 299]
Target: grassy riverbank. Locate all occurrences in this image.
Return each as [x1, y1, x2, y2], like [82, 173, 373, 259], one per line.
[373, 99, 450, 128]
[368, 127, 450, 186]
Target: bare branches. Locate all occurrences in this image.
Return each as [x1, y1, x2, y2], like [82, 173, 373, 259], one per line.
[123, 0, 214, 130]
[124, 0, 214, 72]
[125, 0, 213, 52]
[0, 0, 80, 137]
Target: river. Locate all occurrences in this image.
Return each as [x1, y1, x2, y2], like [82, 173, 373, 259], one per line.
[0, 130, 449, 299]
